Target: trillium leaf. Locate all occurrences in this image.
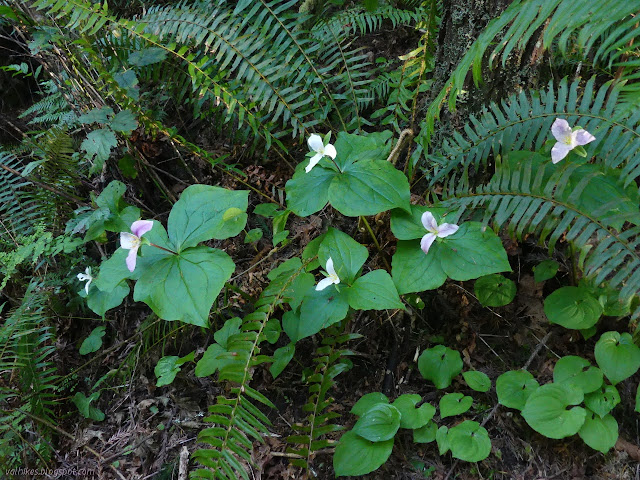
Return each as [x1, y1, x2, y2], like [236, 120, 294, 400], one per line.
[438, 223, 511, 280]
[168, 185, 248, 251]
[390, 205, 455, 240]
[553, 356, 603, 394]
[578, 411, 618, 453]
[391, 241, 447, 294]
[270, 343, 295, 379]
[86, 280, 129, 316]
[351, 392, 389, 417]
[413, 421, 438, 443]
[496, 370, 539, 410]
[332, 130, 392, 171]
[79, 326, 106, 355]
[521, 383, 586, 439]
[585, 385, 620, 418]
[439, 393, 473, 418]
[134, 246, 235, 327]
[463, 370, 491, 392]
[474, 274, 516, 307]
[347, 270, 404, 310]
[95, 180, 126, 212]
[447, 421, 491, 462]
[418, 345, 463, 389]
[329, 160, 411, 216]
[318, 228, 368, 284]
[296, 288, 350, 341]
[594, 331, 640, 384]
[155, 353, 194, 387]
[544, 286, 603, 330]
[352, 403, 401, 442]
[213, 317, 242, 349]
[333, 431, 393, 477]
[391, 394, 435, 429]
[285, 164, 336, 217]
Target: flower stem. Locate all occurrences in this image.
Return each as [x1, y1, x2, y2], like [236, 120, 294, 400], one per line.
[150, 243, 178, 255]
[360, 216, 391, 271]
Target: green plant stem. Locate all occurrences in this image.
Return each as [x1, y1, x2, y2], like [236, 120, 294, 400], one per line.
[360, 216, 390, 271]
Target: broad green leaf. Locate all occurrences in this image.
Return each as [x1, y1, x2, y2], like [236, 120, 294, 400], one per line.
[82, 129, 117, 172]
[391, 241, 447, 294]
[533, 259, 559, 282]
[253, 203, 280, 217]
[72, 392, 105, 421]
[86, 281, 129, 316]
[438, 223, 511, 280]
[544, 286, 603, 330]
[462, 370, 491, 392]
[594, 331, 640, 384]
[128, 47, 168, 66]
[95, 249, 137, 292]
[154, 353, 194, 387]
[474, 274, 516, 307]
[333, 431, 393, 476]
[578, 411, 618, 453]
[318, 228, 368, 284]
[521, 383, 586, 439]
[118, 154, 138, 179]
[134, 247, 235, 327]
[585, 385, 620, 418]
[413, 421, 437, 443]
[332, 130, 392, 171]
[553, 356, 603, 394]
[285, 163, 335, 216]
[391, 394, 435, 429]
[195, 344, 229, 377]
[244, 228, 263, 243]
[109, 110, 137, 133]
[418, 345, 463, 389]
[270, 343, 295, 379]
[439, 393, 473, 418]
[436, 426, 450, 455]
[79, 326, 106, 355]
[352, 403, 401, 442]
[390, 205, 455, 240]
[347, 270, 404, 310]
[214, 318, 242, 349]
[284, 273, 315, 310]
[351, 392, 389, 417]
[168, 185, 248, 251]
[447, 421, 491, 462]
[329, 160, 411, 216]
[95, 180, 125, 212]
[496, 370, 539, 410]
[295, 288, 349, 341]
[263, 318, 281, 344]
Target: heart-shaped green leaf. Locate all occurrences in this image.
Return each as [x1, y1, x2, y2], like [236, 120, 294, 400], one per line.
[578, 411, 618, 453]
[474, 274, 516, 307]
[418, 345, 463, 389]
[585, 385, 620, 418]
[352, 404, 401, 442]
[439, 393, 473, 418]
[295, 287, 350, 341]
[533, 259, 559, 282]
[351, 392, 389, 417]
[391, 241, 447, 294]
[496, 370, 539, 410]
[544, 286, 603, 330]
[521, 383, 586, 439]
[79, 326, 106, 355]
[595, 331, 640, 384]
[413, 421, 438, 443]
[447, 421, 491, 462]
[86, 280, 129, 316]
[391, 394, 435, 429]
[285, 163, 335, 217]
[333, 431, 393, 477]
[553, 356, 603, 394]
[269, 343, 295, 379]
[463, 370, 491, 392]
[347, 270, 404, 310]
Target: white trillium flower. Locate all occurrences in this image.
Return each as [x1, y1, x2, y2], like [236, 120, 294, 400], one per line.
[316, 257, 340, 291]
[420, 211, 459, 255]
[77, 267, 93, 295]
[306, 133, 337, 173]
[550, 118, 596, 164]
[120, 220, 154, 272]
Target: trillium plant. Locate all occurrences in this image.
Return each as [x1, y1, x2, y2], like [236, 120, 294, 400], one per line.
[550, 118, 596, 163]
[420, 211, 459, 255]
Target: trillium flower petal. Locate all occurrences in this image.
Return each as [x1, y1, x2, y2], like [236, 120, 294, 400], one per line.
[421, 211, 439, 233]
[574, 129, 596, 146]
[120, 232, 137, 249]
[437, 223, 459, 237]
[305, 152, 324, 173]
[323, 143, 337, 159]
[316, 277, 335, 291]
[125, 247, 139, 272]
[308, 134, 324, 153]
[420, 233, 437, 254]
[84, 279, 92, 295]
[131, 220, 154, 238]
[551, 142, 571, 164]
[326, 257, 337, 277]
[551, 119, 572, 141]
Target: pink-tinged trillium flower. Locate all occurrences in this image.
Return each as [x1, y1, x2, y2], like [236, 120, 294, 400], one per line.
[306, 133, 337, 173]
[421, 211, 459, 255]
[551, 118, 596, 164]
[316, 257, 340, 291]
[120, 220, 154, 272]
[77, 267, 93, 295]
